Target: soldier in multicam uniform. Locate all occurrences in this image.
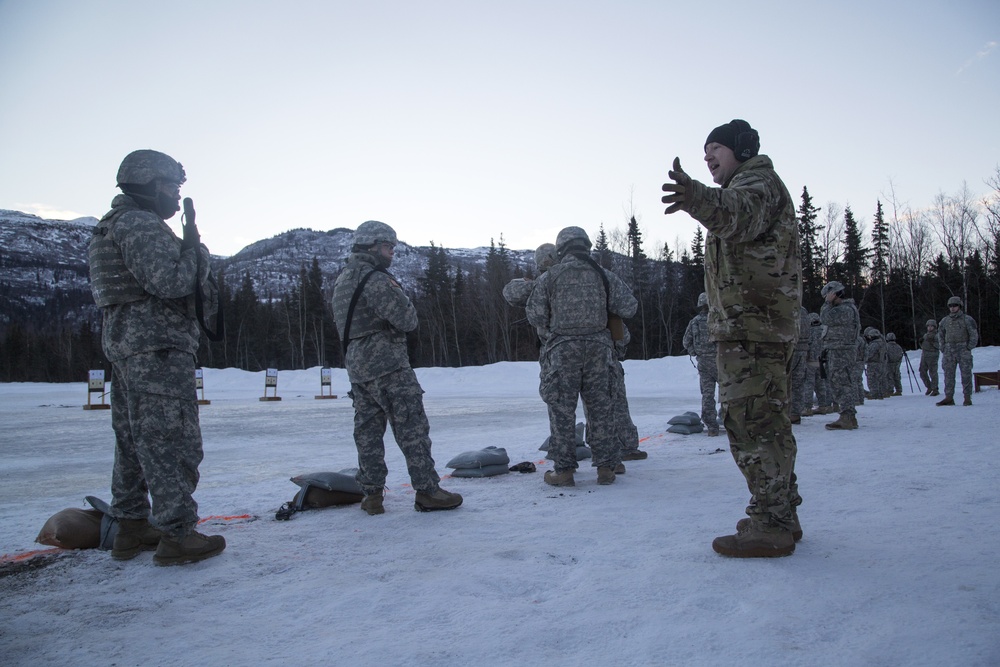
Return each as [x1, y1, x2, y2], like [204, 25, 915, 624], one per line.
[526, 226, 637, 487]
[788, 306, 811, 424]
[936, 296, 978, 406]
[864, 328, 889, 400]
[681, 293, 720, 436]
[885, 333, 904, 396]
[819, 281, 860, 430]
[87, 150, 225, 566]
[662, 119, 802, 558]
[919, 319, 940, 396]
[332, 221, 462, 514]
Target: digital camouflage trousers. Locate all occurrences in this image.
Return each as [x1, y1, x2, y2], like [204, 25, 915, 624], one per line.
[110, 350, 203, 540]
[349, 367, 441, 496]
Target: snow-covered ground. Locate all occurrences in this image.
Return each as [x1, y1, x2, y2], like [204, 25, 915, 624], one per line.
[1, 350, 998, 666]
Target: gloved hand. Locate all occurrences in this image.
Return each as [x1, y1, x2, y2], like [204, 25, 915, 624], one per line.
[661, 157, 697, 214]
[181, 198, 200, 250]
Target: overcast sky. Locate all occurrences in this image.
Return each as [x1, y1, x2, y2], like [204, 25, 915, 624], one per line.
[1, 0, 997, 257]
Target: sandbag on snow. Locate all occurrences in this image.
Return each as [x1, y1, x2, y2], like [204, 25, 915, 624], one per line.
[450, 464, 510, 478]
[539, 422, 587, 451]
[446, 446, 510, 469]
[668, 411, 702, 426]
[545, 446, 592, 461]
[35, 507, 103, 549]
[667, 423, 704, 435]
[289, 471, 364, 508]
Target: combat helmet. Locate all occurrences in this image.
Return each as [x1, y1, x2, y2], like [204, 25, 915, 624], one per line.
[809, 312, 821, 325]
[534, 243, 557, 273]
[353, 220, 398, 248]
[116, 150, 186, 187]
[925, 319, 937, 328]
[886, 333, 896, 341]
[821, 280, 845, 298]
[697, 292, 709, 309]
[555, 226, 592, 258]
[864, 326, 881, 339]
[947, 295, 963, 308]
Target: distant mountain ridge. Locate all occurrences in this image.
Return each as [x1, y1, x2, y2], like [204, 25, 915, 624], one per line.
[0, 208, 534, 329]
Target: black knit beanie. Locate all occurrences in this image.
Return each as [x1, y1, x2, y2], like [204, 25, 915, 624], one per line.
[704, 119, 759, 162]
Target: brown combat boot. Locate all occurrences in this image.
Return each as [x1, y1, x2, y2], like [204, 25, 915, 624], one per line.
[544, 469, 575, 487]
[929, 390, 939, 396]
[614, 462, 626, 474]
[111, 518, 163, 561]
[963, 396, 973, 406]
[801, 407, 815, 417]
[936, 396, 955, 406]
[621, 449, 647, 461]
[596, 467, 616, 485]
[790, 414, 801, 424]
[414, 487, 463, 512]
[153, 530, 226, 566]
[824, 412, 858, 430]
[361, 494, 385, 515]
[712, 524, 795, 558]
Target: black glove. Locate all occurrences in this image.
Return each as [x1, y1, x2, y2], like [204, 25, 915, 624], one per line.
[181, 197, 200, 250]
[661, 157, 694, 214]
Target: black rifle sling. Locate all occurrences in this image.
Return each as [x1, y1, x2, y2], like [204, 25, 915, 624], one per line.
[572, 252, 611, 311]
[341, 267, 387, 355]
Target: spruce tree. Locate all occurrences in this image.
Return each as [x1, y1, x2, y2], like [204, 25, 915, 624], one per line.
[796, 186, 824, 309]
[842, 205, 869, 296]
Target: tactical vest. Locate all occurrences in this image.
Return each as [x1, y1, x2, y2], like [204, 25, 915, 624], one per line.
[920, 332, 938, 353]
[332, 261, 388, 341]
[940, 314, 970, 344]
[88, 208, 147, 308]
[546, 259, 608, 335]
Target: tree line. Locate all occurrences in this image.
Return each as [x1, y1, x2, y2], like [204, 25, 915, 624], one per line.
[2, 171, 998, 382]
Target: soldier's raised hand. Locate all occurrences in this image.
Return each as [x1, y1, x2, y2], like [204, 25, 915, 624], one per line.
[662, 157, 691, 215]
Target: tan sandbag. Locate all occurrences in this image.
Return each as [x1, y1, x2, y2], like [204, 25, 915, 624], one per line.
[35, 507, 103, 549]
[297, 486, 363, 508]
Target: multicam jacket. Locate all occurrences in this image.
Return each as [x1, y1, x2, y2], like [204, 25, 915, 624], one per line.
[88, 194, 216, 362]
[332, 252, 417, 384]
[684, 155, 801, 343]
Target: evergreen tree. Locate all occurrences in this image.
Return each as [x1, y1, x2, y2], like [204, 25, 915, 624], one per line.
[595, 224, 611, 269]
[796, 186, 824, 309]
[690, 227, 704, 270]
[841, 205, 869, 296]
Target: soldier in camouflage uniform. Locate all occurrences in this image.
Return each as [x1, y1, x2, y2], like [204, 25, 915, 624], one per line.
[332, 221, 462, 514]
[526, 226, 637, 486]
[819, 281, 860, 430]
[788, 306, 810, 424]
[864, 328, 889, 400]
[936, 296, 978, 406]
[87, 150, 225, 566]
[854, 334, 867, 406]
[885, 333, 904, 396]
[801, 312, 831, 415]
[662, 119, 801, 558]
[919, 319, 940, 396]
[682, 293, 720, 436]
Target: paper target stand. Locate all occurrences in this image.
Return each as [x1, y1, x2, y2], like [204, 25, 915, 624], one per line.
[83, 370, 111, 410]
[315, 367, 338, 399]
[260, 368, 282, 402]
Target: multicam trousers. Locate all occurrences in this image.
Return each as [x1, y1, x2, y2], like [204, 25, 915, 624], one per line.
[717, 341, 801, 532]
[541, 339, 618, 473]
[110, 350, 203, 540]
[349, 367, 441, 496]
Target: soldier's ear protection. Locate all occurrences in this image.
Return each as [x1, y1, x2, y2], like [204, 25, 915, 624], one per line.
[730, 119, 760, 161]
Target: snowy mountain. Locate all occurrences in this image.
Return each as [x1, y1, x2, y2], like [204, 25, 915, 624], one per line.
[0, 209, 534, 328]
